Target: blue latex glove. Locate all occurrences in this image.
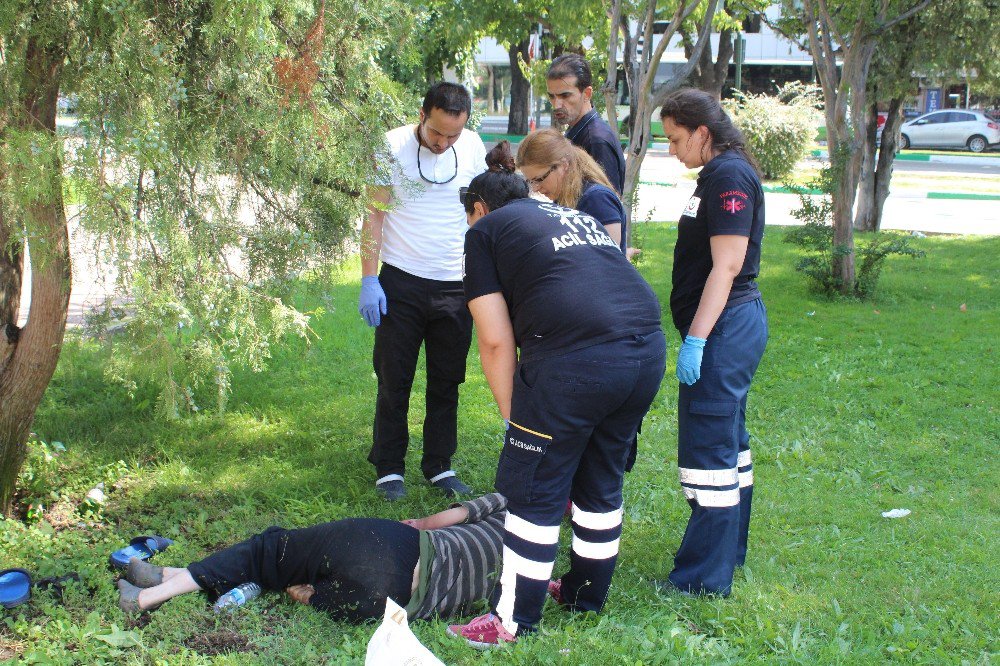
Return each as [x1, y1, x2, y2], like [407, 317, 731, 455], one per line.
[676, 335, 707, 385]
[358, 276, 387, 327]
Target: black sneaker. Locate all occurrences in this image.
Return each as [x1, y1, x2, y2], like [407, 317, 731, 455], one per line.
[376, 480, 407, 501]
[431, 475, 471, 497]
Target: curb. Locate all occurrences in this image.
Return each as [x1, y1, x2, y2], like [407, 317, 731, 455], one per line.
[759, 184, 999, 201]
[763, 185, 823, 195]
[927, 192, 1000, 201]
[810, 149, 1000, 165]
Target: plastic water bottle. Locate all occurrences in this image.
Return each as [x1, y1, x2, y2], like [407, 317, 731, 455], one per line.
[213, 582, 262, 612]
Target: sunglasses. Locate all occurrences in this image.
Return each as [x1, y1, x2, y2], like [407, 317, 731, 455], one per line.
[459, 186, 483, 213]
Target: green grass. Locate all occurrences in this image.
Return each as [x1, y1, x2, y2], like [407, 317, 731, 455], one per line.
[2, 227, 998, 664]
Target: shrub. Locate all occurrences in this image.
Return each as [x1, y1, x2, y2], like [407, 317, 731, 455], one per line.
[784, 159, 925, 298]
[726, 83, 820, 180]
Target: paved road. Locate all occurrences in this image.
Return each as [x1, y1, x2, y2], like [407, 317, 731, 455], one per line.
[637, 183, 1000, 236]
[892, 160, 1000, 175]
[636, 153, 1000, 236]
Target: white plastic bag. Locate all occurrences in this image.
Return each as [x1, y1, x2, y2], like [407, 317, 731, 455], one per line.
[365, 597, 445, 666]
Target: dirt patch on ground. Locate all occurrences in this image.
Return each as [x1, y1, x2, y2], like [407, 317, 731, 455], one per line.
[0, 636, 25, 660]
[42, 499, 81, 530]
[184, 629, 251, 656]
[125, 613, 153, 630]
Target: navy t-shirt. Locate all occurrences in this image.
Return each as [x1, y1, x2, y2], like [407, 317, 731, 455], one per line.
[670, 151, 764, 332]
[566, 110, 626, 195]
[464, 198, 661, 363]
[576, 181, 627, 252]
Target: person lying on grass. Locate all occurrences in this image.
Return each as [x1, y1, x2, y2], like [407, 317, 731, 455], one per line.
[118, 493, 506, 621]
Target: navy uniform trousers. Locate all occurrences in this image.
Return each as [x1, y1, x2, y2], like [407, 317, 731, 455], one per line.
[368, 264, 473, 483]
[490, 331, 666, 635]
[669, 298, 768, 596]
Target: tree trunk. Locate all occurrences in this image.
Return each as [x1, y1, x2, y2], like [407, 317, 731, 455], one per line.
[603, 0, 625, 136]
[486, 66, 496, 113]
[692, 27, 734, 99]
[825, 107, 857, 291]
[0, 33, 71, 518]
[507, 38, 531, 135]
[822, 36, 876, 294]
[871, 97, 904, 232]
[853, 103, 880, 231]
[0, 206, 24, 346]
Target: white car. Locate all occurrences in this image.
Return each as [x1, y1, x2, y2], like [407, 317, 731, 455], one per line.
[899, 110, 1000, 153]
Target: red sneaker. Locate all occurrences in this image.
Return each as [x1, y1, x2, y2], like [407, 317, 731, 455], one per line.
[548, 578, 563, 605]
[446, 612, 517, 649]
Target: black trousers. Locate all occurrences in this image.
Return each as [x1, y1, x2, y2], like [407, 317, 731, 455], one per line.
[490, 332, 667, 634]
[368, 264, 473, 480]
[187, 518, 419, 622]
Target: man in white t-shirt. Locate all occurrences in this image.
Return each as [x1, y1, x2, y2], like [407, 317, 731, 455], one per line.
[360, 83, 487, 501]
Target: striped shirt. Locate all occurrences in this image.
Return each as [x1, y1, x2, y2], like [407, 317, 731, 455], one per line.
[406, 493, 506, 619]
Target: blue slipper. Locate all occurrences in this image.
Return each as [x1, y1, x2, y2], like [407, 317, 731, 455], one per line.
[108, 535, 174, 570]
[0, 569, 32, 609]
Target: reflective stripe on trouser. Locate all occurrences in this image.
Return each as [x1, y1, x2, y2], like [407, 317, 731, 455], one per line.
[494, 514, 559, 636]
[490, 332, 666, 634]
[737, 444, 753, 567]
[669, 299, 767, 596]
[560, 503, 623, 613]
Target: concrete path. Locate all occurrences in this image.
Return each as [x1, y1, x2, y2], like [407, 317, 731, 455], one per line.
[635, 152, 1000, 236]
[16, 153, 1000, 328]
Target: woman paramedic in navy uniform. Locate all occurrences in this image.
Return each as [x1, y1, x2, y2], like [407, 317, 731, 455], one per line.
[656, 88, 768, 597]
[446, 142, 665, 648]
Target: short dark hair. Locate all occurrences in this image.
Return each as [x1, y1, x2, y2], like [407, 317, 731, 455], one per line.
[547, 54, 592, 91]
[422, 82, 472, 118]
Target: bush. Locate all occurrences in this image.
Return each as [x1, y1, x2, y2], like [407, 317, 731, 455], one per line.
[726, 83, 820, 180]
[784, 160, 925, 298]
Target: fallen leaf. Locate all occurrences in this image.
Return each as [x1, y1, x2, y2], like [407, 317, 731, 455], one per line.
[959, 303, 967, 312]
[873, 310, 880, 315]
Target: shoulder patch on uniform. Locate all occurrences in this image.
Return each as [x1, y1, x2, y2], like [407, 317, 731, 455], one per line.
[719, 189, 749, 214]
[682, 196, 701, 217]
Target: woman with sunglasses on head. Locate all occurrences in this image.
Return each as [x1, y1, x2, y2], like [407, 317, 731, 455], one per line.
[447, 141, 664, 648]
[516, 128, 628, 252]
[655, 88, 768, 599]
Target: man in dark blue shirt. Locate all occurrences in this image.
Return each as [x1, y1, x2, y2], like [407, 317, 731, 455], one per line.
[546, 55, 626, 195]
